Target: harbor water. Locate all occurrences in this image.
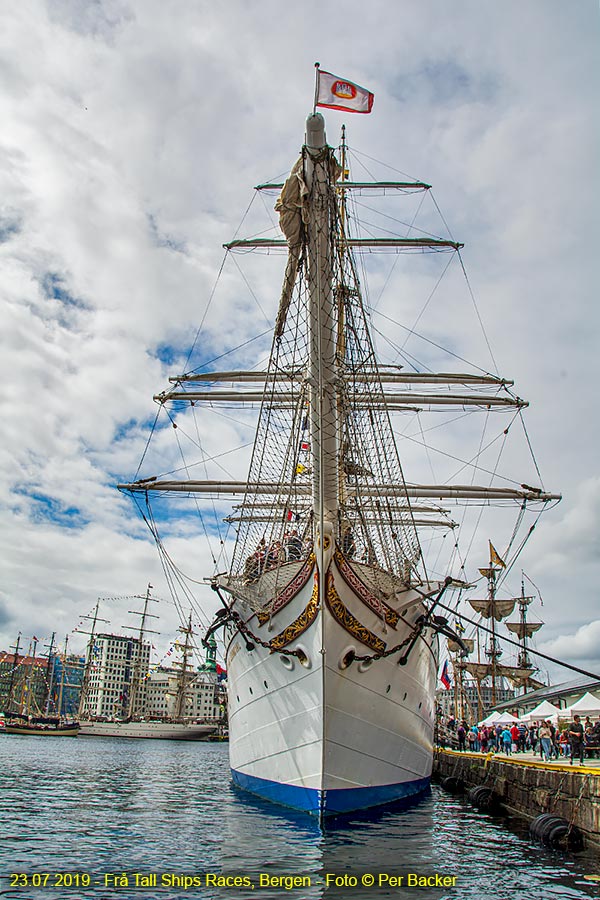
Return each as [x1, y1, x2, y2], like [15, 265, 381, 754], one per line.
[1, 736, 598, 900]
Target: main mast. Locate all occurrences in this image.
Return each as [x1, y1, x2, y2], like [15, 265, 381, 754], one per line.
[125, 584, 159, 719]
[305, 113, 339, 574]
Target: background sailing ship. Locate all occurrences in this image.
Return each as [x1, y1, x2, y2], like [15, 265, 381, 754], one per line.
[445, 549, 547, 723]
[77, 586, 223, 740]
[118, 74, 559, 820]
[1, 634, 80, 736]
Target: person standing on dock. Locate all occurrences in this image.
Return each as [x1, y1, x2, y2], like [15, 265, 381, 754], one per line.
[569, 715, 585, 766]
[501, 727, 513, 755]
[539, 722, 553, 761]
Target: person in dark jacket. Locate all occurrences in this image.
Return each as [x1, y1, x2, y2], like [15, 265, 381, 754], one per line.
[569, 714, 585, 766]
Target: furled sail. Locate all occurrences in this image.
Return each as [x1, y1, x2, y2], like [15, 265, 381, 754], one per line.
[468, 598, 518, 621]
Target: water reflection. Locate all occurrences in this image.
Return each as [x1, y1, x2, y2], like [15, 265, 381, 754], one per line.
[0, 736, 597, 900]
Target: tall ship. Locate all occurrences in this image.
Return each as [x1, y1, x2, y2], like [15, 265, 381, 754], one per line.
[448, 555, 546, 722]
[1, 634, 80, 737]
[119, 86, 559, 820]
[77, 588, 220, 740]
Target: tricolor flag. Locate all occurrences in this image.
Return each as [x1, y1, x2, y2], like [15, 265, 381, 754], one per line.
[216, 664, 227, 682]
[316, 68, 374, 114]
[489, 541, 506, 568]
[440, 660, 451, 690]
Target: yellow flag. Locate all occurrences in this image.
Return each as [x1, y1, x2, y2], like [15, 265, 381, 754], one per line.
[295, 463, 306, 475]
[489, 541, 506, 568]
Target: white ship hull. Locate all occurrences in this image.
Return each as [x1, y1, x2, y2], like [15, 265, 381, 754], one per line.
[78, 720, 218, 740]
[225, 553, 438, 820]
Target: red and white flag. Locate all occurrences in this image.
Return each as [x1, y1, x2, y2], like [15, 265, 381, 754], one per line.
[316, 69, 374, 114]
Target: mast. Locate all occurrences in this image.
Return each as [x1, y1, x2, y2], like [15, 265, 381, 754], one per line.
[305, 112, 339, 571]
[57, 635, 69, 718]
[505, 576, 543, 694]
[44, 632, 56, 715]
[174, 612, 194, 719]
[6, 633, 21, 716]
[124, 584, 159, 720]
[464, 552, 545, 713]
[77, 600, 110, 719]
[485, 565, 501, 706]
[23, 638, 38, 717]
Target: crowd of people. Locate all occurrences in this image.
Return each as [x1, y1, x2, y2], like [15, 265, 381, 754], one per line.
[243, 524, 372, 583]
[243, 530, 305, 582]
[440, 713, 600, 766]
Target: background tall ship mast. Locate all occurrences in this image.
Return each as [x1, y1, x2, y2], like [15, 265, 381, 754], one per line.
[449, 545, 546, 723]
[77, 586, 220, 741]
[118, 70, 560, 822]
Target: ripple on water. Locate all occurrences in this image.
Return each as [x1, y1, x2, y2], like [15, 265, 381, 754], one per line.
[0, 736, 598, 900]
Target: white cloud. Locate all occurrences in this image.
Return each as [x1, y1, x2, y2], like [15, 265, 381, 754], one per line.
[0, 0, 598, 676]
[541, 620, 600, 664]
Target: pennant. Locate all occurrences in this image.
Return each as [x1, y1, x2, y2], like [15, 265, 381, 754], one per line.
[316, 69, 374, 114]
[455, 620, 465, 635]
[300, 441, 310, 451]
[440, 660, 451, 690]
[489, 541, 506, 568]
[286, 509, 294, 522]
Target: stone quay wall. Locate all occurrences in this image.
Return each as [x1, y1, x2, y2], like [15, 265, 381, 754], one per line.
[433, 749, 600, 848]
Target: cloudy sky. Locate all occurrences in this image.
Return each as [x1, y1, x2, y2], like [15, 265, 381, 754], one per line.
[1, 0, 598, 684]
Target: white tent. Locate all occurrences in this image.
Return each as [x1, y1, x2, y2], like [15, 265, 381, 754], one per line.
[494, 712, 520, 725]
[563, 691, 600, 717]
[478, 711, 502, 726]
[522, 700, 561, 722]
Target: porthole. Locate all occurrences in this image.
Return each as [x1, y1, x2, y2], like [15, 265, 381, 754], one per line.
[295, 644, 311, 668]
[386, 684, 391, 694]
[403, 692, 407, 701]
[418, 702, 422, 709]
[280, 655, 295, 671]
[249, 687, 253, 695]
[338, 645, 357, 671]
[263, 680, 269, 689]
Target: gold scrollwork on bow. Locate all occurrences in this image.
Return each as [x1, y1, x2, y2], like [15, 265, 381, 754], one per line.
[325, 572, 386, 654]
[334, 549, 399, 628]
[268, 574, 320, 651]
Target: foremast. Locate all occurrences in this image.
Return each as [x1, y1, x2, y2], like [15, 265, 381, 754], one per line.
[116, 114, 561, 601]
[305, 113, 340, 581]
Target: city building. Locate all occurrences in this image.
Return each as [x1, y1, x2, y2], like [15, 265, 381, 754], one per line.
[82, 633, 151, 719]
[48, 653, 85, 717]
[494, 675, 600, 717]
[437, 682, 515, 722]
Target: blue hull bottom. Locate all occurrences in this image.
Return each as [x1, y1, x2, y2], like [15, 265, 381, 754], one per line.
[231, 768, 430, 819]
